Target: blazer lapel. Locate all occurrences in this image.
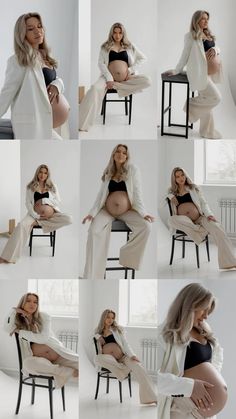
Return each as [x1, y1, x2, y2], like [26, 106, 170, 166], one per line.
[32, 62, 51, 110]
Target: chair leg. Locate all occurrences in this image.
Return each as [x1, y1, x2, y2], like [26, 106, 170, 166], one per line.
[124, 267, 128, 279]
[128, 373, 132, 397]
[50, 232, 53, 246]
[52, 231, 56, 257]
[103, 95, 107, 124]
[29, 231, 33, 256]
[48, 378, 54, 419]
[169, 237, 175, 265]
[31, 378, 35, 404]
[131, 269, 135, 279]
[125, 96, 128, 115]
[161, 80, 165, 135]
[106, 375, 109, 393]
[61, 386, 65, 411]
[206, 236, 210, 261]
[101, 97, 105, 115]
[119, 381, 122, 403]
[95, 373, 100, 399]
[182, 237, 185, 258]
[15, 374, 23, 414]
[195, 244, 200, 268]
[129, 95, 132, 125]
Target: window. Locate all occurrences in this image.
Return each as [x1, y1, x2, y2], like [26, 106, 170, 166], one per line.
[205, 141, 236, 184]
[119, 280, 157, 327]
[28, 279, 79, 317]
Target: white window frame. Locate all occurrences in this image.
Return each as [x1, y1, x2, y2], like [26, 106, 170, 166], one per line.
[204, 141, 236, 185]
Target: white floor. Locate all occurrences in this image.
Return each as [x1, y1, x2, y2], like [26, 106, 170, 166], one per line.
[0, 371, 78, 419]
[158, 220, 236, 280]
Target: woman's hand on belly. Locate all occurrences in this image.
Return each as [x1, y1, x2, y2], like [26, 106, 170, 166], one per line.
[206, 48, 216, 61]
[47, 84, 59, 105]
[102, 342, 124, 360]
[177, 203, 200, 221]
[105, 191, 131, 217]
[34, 203, 55, 219]
[191, 379, 214, 411]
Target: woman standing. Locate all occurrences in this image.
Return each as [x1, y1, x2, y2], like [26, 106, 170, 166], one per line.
[167, 167, 236, 269]
[165, 10, 222, 139]
[94, 309, 156, 404]
[5, 293, 78, 388]
[157, 283, 227, 419]
[82, 144, 154, 279]
[79, 22, 150, 131]
[0, 164, 72, 263]
[0, 12, 69, 140]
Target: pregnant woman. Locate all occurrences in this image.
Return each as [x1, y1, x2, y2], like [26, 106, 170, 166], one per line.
[0, 164, 72, 264]
[0, 12, 69, 140]
[157, 283, 227, 419]
[167, 167, 236, 269]
[94, 309, 156, 404]
[5, 293, 78, 388]
[82, 144, 154, 279]
[79, 22, 150, 131]
[164, 10, 222, 139]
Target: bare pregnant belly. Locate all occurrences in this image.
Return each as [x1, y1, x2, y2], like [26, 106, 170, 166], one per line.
[34, 204, 55, 218]
[31, 343, 59, 362]
[207, 55, 221, 75]
[102, 343, 124, 360]
[108, 61, 129, 82]
[184, 362, 227, 417]
[51, 94, 70, 128]
[177, 203, 200, 221]
[105, 191, 131, 216]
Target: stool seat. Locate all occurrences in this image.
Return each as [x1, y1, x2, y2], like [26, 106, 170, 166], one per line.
[161, 73, 189, 83]
[111, 219, 132, 232]
[0, 118, 14, 139]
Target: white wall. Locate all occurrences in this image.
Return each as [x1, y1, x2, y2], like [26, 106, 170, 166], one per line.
[158, 279, 236, 419]
[0, 0, 78, 137]
[79, 0, 91, 89]
[79, 140, 158, 278]
[0, 141, 20, 231]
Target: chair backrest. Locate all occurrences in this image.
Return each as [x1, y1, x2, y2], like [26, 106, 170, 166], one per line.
[15, 333, 23, 372]
[166, 197, 173, 216]
[93, 337, 99, 355]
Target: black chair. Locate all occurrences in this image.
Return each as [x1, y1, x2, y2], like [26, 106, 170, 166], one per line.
[161, 73, 195, 139]
[15, 333, 65, 419]
[105, 219, 135, 279]
[167, 198, 210, 268]
[101, 89, 133, 125]
[0, 118, 14, 139]
[29, 225, 56, 256]
[93, 337, 132, 403]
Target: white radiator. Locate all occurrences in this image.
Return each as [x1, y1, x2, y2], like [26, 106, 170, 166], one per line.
[219, 199, 236, 239]
[141, 338, 157, 377]
[58, 330, 78, 353]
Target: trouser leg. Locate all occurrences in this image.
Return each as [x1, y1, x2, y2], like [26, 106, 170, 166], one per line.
[79, 76, 107, 130]
[0, 214, 35, 263]
[83, 209, 114, 279]
[95, 354, 131, 381]
[118, 210, 151, 270]
[122, 356, 156, 404]
[114, 75, 151, 98]
[197, 216, 236, 268]
[39, 212, 72, 234]
[168, 215, 208, 246]
[170, 398, 208, 419]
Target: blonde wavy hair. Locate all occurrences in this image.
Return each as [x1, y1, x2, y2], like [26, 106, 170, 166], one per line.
[162, 283, 216, 345]
[14, 293, 43, 333]
[168, 167, 199, 195]
[101, 144, 130, 182]
[95, 309, 123, 335]
[190, 10, 215, 41]
[101, 22, 132, 51]
[27, 164, 56, 192]
[14, 12, 57, 67]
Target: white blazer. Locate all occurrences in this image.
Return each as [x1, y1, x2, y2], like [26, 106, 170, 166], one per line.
[25, 185, 61, 220]
[5, 309, 78, 363]
[157, 325, 223, 419]
[174, 32, 222, 91]
[0, 55, 64, 139]
[167, 186, 213, 219]
[89, 164, 147, 218]
[94, 327, 136, 358]
[98, 44, 146, 82]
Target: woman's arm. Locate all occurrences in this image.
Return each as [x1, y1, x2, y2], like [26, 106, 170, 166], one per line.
[197, 189, 214, 218]
[98, 48, 114, 82]
[25, 188, 40, 219]
[128, 44, 146, 75]
[174, 33, 193, 75]
[130, 165, 147, 218]
[50, 77, 64, 94]
[0, 55, 25, 118]
[41, 184, 61, 208]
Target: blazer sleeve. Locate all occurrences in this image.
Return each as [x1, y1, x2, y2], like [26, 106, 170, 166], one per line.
[50, 77, 64, 94]
[119, 329, 136, 357]
[98, 48, 114, 82]
[197, 188, 213, 217]
[88, 181, 106, 217]
[18, 312, 51, 344]
[0, 55, 25, 118]
[128, 44, 146, 75]
[41, 184, 61, 208]
[174, 33, 193, 74]
[25, 188, 40, 219]
[131, 165, 147, 217]
[4, 309, 18, 334]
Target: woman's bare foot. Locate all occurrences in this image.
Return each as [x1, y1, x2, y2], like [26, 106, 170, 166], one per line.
[72, 369, 79, 378]
[0, 257, 10, 264]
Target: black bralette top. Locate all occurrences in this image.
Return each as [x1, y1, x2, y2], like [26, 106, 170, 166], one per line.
[42, 67, 56, 87]
[203, 39, 215, 52]
[184, 341, 212, 370]
[108, 180, 127, 193]
[109, 50, 129, 64]
[34, 191, 49, 203]
[103, 334, 116, 344]
[176, 193, 193, 205]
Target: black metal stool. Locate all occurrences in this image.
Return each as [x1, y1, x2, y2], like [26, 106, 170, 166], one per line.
[29, 225, 56, 256]
[105, 219, 135, 279]
[0, 118, 14, 139]
[161, 73, 194, 139]
[101, 89, 133, 125]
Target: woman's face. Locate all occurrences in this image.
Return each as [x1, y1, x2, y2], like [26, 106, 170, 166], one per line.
[112, 27, 123, 44]
[104, 312, 115, 328]
[175, 170, 186, 187]
[23, 294, 38, 314]
[193, 303, 211, 329]
[198, 13, 209, 31]
[25, 17, 44, 48]
[37, 167, 48, 183]
[113, 146, 128, 166]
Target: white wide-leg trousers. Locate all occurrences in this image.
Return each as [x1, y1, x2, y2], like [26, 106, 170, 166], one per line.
[83, 209, 151, 279]
[170, 398, 214, 419]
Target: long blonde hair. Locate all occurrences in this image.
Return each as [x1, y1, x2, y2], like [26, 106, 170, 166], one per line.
[190, 10, 215, 41]
[162, 283, 216, 345]
[102, 144, 130, 182]
[168, 167, 199, 195]
[27, 164, 56, 192]
[14, 12, 57, 67]
[14, 293, 43, 333]
[95, 309, 123, 335]
[101, 22, 132, 51]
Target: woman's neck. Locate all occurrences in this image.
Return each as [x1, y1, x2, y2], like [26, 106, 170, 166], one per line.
[177, 185, 187, 195]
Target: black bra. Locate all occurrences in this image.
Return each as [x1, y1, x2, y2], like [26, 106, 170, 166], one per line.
[34, 191, 49, 203]
[203, 39, 215, 52]
[184, 340, 212, 370]
[109, 50, 129, 64]
[42, 67, 56, 87]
